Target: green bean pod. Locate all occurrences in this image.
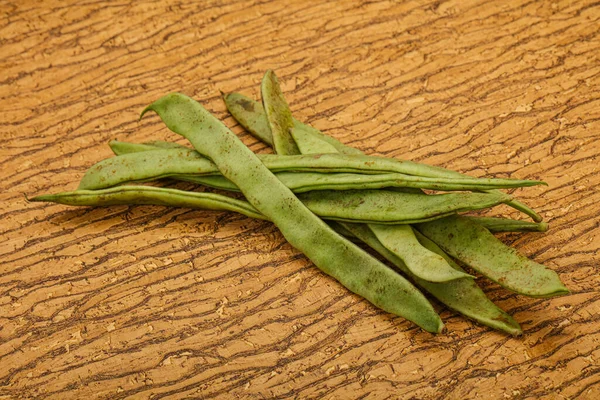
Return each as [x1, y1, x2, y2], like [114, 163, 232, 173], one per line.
[179, 173, 512, 226]
[141, 92, 444, 333]
[29, 186, 512, 226]
[224, 92, 543, 221]
[81, 147, 544, 192]
[368, 224, 474, 282]
[260, 73, 470, 285]
[29, 186, 268, 220]
[261, 70, 300, 155]
[337, 222, 522, 335]
[296, 189, 510, 225]
[415, 216, 568, 298]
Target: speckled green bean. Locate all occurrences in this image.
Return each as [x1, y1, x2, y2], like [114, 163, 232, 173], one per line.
[178, 173, 513, 225]
[141, 92, 444, 333]
[415, 215, 568, 298]
[29, 186, 268, 220]
[296, 189, 510, 225]
[258, 74, 469, 285]
[29, 185, 514, 226]
[83, 146, 543, 192]
[368, 224, 474, 282]
[224, 92, 543, 222]
[261, 70, 300, 155]
[337, 222, 522, 335]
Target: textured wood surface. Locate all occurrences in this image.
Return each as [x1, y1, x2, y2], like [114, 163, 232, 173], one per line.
[1, 1, 599, 398]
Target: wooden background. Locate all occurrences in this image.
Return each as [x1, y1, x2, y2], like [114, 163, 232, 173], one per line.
[1, 0, 599, 398]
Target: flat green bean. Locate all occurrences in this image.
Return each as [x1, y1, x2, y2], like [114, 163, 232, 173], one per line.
[224, 92, 543, 221]
[142, 92, 444, 333]
[297, 189, 510, 225]
[260, 73, 470, 284]
[82, 146, 543, 192]
[369, 224, 474, 282]
[29, 186, 268, 220]
[29, 185, 513, 226]
[415, 215, 568, 298]
[261, 70, 300, 155]
[338, 222, 522, 335]
[180, 173, 512, 226]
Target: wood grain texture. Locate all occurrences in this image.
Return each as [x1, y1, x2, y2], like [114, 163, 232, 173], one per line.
[1, 0, 599, 398]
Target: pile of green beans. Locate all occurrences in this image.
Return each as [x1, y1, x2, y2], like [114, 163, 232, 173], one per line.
[30, 70, 568, 334]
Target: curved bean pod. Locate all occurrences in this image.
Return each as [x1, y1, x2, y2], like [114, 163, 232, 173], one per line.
[337, 222, 522, 335]
[415, 215, 568, 298]
[29, 185, 511, 225]
[261, 70, 300, 155]
[368, 224, 474, 282]
[29, 186, 268, 220]
[260, 73, 470, 284]
[224, 92, 542, 221]
[142, 92, 444, 333]
[296, 189, 510, 224]
[81, 147, 544, 192]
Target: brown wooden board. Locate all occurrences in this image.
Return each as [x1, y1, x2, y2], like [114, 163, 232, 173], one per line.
[1, 1, 599, 398]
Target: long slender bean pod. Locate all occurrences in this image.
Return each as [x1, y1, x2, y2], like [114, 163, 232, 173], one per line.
[108, 139, 543, 190]
[100, 146, 515, 225]
[29, 186, 268, 220]
[338, 222, 522, 335]
[415, 215, 568, 297]
[261, 70, 300, 155]
[224, 92, 542, 221]
[81, 147, 543, 192]
[30, 185, 514, 226]
[296, 190, 510, 225]
[259, 73, 470, 284]
[141, 92, 444, 333]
